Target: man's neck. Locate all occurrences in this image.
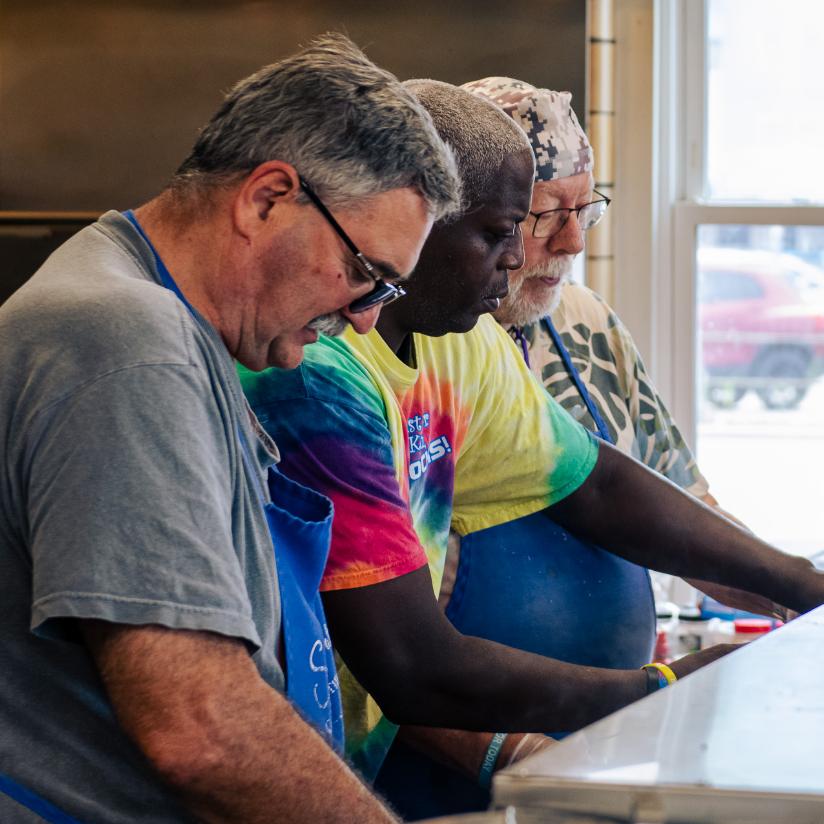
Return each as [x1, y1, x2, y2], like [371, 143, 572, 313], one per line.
[133, 194, 229, 333]
[375, 309, 414, 364]
[395, 334, 416, 367]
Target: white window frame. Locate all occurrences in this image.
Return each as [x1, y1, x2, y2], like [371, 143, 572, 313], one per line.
[650, 0, 824, 445]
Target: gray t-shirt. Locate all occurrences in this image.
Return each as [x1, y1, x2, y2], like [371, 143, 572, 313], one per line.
[0, 211, 284, 822]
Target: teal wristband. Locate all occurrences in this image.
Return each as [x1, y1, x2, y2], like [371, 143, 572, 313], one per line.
[478, 732, 508, 789]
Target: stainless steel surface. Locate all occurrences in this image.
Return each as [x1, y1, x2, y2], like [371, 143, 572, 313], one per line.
[421, 809, 620, 824]
[494, 605, 824, 823]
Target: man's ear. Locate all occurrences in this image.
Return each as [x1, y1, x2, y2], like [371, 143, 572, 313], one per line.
[232, 161, 301, 241]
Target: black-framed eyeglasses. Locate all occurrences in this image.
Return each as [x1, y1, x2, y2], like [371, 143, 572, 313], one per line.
[298, 176, 406, 313]
[529, 190, 611, 238]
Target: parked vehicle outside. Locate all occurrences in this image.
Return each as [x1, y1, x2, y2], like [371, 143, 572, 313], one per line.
[699, 248, 824, 410]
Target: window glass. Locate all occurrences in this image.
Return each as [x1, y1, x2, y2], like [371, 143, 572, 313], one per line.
[706, 0, 824, 203]
[696, 225, 824, 557]
[699, 270, 764, 303]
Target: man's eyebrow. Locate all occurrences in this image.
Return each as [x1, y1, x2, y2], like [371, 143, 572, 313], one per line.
[369, 259, 405, 282]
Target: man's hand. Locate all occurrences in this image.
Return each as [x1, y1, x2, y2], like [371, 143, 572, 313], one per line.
[82, 621, 397, 824]
[685, 578, 797, 623]
[667, 643, 740, 680]
[397, 726, 557, 780]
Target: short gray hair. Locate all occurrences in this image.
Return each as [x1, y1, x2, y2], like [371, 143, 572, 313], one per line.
[173, 33, 460, 220]
[403, 79, 533, 213]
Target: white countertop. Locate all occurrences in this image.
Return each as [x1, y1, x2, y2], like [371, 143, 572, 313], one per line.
[493, 604, 824, 823]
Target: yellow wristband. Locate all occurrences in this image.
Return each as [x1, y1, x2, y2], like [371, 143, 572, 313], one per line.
[643, 662, 677, 685]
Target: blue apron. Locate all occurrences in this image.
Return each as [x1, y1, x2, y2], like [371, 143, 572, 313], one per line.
[251, 453, 344, 748]
[375, 316, 655, 820]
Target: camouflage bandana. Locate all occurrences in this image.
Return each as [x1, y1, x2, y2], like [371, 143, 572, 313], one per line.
[462, 77, 593, 182]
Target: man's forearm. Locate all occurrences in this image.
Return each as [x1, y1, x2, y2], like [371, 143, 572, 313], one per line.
[549, 443, 824, 615]
[84, 622, 397, 824]
[325, 569, 736, 734]
[175, 694, 392, 824]
[690, 495, 793, 619]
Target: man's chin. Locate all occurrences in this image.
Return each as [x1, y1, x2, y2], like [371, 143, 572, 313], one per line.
[271, 348, 310, 371]
[494, 280, 563, 326]
[453, 313, 482, 335]
[263, 332, 315, 371]
[422, 311, 481, 338]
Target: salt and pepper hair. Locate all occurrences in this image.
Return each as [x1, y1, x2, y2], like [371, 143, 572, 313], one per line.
[402, 79, 533, 215]
[173, 33, 461, 220]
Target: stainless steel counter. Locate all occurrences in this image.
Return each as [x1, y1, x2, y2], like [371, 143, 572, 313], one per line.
[492, 604, 824, 823]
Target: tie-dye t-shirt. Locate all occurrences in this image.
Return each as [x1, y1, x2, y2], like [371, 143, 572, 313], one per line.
[239, 314, 598, 776]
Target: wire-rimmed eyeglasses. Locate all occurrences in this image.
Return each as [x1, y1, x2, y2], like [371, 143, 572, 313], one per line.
[298, 176, 406, 313]
[529, 190, 611, 238]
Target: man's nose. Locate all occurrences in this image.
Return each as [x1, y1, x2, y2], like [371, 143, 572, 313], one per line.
[341, 303, 381, 335]
[549, 212, 586, 257]
[501, 227, 526, 271]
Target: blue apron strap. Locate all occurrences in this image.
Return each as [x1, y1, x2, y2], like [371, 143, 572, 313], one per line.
[236, 422, 268, 506]
[124, 211, 269, 504]
[510, 326, 531, 368]
[124, 209, 268, 508]
[0, 773, 83, 824]
[123, 209, 266, 505]
[540, 316, 613, 444]
[123, 210, 192, 309]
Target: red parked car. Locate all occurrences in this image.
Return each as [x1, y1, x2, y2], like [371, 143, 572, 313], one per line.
[699, 248, 824, 410]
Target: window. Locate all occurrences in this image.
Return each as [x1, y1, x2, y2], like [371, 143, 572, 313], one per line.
[699, 269, 765, 303]
[653, 0, 824, 557]
[705, 0, 824, 203]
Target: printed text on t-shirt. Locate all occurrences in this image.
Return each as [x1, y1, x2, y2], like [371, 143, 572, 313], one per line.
[407, 412, 452, 481]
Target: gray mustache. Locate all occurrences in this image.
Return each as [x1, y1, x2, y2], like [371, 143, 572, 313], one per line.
[307, 312, 349, 337]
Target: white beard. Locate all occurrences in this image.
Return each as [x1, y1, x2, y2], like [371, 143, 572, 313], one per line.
[494, 256, 574, 327]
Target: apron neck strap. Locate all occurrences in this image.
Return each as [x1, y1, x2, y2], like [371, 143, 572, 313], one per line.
[123, 209, 196, 316]
[540, 316, 613, 444]
[509, 326, 531, 368]
[0, 771, 82, 824]
[122, 210, 269, 503]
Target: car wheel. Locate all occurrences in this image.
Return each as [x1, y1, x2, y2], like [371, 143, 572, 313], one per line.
[706, 383, 745, 409]
[754, 348, 810, 411]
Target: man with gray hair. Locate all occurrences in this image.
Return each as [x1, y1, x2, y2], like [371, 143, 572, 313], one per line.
[0, 33, 458, 823]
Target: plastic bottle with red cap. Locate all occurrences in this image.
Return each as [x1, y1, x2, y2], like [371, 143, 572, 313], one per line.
[732, 617, 783, 644]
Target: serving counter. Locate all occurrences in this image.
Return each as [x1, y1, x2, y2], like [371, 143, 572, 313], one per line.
[490, 604, 824, 823]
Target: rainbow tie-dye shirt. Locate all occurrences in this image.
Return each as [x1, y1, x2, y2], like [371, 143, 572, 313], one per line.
[240, 314, 598, 777]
